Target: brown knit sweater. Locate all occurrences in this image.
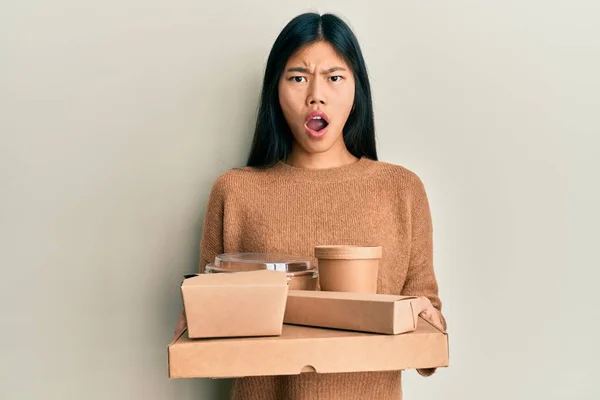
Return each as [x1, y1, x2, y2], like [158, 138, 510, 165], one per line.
[198, 157, 445, 400]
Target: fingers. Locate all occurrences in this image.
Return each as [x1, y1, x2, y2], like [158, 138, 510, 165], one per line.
[416, 298, 445, 332]
[429, 313, 445, 332]
[172, 323, 186, 342]
[416, 296, 430, 314]
[420, 309, 444, 332]
[171, 311, 188, 342]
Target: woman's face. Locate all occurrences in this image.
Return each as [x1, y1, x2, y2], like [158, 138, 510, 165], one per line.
[278, 41, 355, 156]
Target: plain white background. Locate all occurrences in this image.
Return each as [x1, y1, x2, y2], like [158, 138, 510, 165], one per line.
[1, 1, 599, 399]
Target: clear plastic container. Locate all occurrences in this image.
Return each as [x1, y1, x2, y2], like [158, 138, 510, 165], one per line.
[206, 253, 318, 290]
[214, 252, 312, 272]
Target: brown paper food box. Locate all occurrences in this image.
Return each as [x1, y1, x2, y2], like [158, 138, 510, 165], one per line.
[168, 318, 448, 378]
[181, 270, 289, 339]
[283, 290, 422, 335]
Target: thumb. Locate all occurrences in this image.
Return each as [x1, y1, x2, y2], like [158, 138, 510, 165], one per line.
[416, 296, 431, 314]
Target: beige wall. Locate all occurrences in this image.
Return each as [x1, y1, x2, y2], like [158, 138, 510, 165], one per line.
[1, 1, 599, 399]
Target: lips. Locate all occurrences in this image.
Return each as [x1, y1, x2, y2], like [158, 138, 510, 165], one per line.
[304, 111, 330, 138]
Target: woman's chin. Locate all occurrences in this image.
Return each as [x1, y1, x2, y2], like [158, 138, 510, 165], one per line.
[292, 127, 343, 155]
[296, 140, 337, 155]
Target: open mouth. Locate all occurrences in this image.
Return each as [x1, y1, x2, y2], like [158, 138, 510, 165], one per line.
[305, 112, 330, 136]
[306, 116, 329, 132]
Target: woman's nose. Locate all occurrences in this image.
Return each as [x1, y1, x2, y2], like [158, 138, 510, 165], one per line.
[307, 81, 326, 105]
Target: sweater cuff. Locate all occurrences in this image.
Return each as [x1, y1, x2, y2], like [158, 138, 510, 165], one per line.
[417, 368, 437, 377]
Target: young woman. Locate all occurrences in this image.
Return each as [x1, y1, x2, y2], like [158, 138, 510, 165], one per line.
[182, 12, 446, 400]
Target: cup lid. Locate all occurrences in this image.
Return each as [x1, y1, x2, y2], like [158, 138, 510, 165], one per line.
[314, 245, 382, 260]
[214, 252, 312, 272]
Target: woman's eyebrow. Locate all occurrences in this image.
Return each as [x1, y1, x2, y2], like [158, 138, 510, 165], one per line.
[286, 66, 348, 74]
[324, 67, 347, 73]
[286, 67, 311, 73]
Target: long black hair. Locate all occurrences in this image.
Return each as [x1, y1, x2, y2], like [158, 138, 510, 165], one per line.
[246, 13, 378, 167]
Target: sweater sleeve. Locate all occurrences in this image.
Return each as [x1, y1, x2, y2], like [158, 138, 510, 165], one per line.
[401, 174, 446, 377]
[198, 177, 226, 273]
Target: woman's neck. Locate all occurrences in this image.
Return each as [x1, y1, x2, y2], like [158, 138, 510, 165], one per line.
[286, 148, 358, 170]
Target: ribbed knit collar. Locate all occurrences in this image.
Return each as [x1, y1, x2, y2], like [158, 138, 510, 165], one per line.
[272, 157, 377, 183]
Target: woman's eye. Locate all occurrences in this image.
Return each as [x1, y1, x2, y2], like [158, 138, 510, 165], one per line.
[330, 75, 343, 82]
[291, 76, 307, 83]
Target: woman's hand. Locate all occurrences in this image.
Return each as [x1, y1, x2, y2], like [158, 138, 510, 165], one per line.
[171, 311, 187, 342]
[415, 297, 445, 377]
[417, 296, 445, 332]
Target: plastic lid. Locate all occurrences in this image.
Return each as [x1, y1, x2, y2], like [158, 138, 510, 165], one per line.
[314, 245, 383, 260]
[206, 264, 317, 277]
[213, 252, 312, 272]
